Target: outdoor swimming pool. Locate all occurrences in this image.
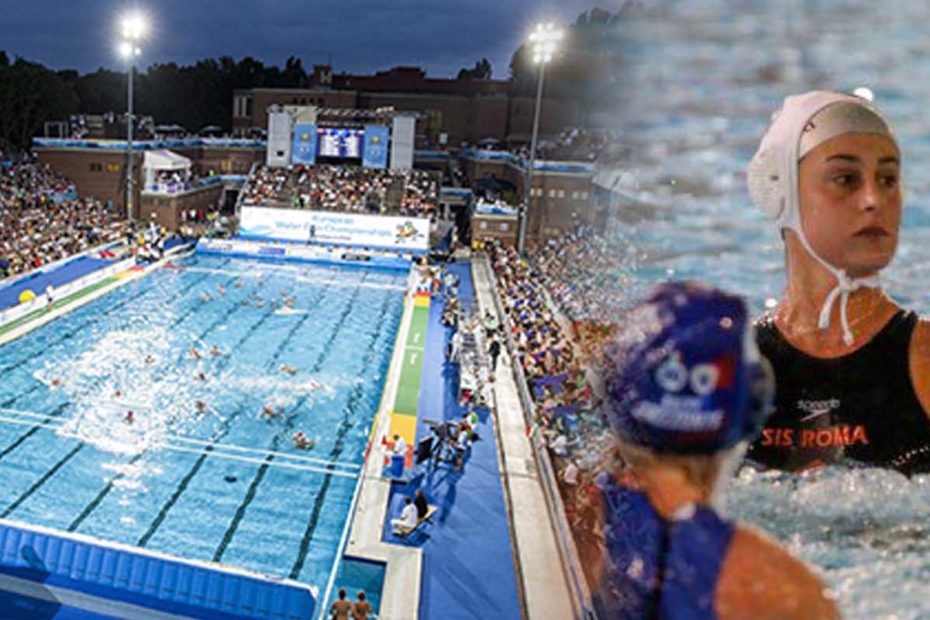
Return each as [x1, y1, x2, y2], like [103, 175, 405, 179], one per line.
[609, 3, 930, 617]
[0, 253, 405, 598]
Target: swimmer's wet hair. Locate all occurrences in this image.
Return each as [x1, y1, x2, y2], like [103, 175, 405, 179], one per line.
[617, 441, 726, 491]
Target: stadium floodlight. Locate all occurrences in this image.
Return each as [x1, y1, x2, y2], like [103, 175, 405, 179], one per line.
[121, 13, 148, 41]
[117, 42, 141, 59]
[517, 22, 564, 254]
[117, 41, 134, 59]
[529, 22, 563, 65]
[118, 11, 150, 223]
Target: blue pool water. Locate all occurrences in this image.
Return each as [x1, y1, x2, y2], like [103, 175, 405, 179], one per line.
[0, 254, 405, 596]
[326, 558, 384, 615]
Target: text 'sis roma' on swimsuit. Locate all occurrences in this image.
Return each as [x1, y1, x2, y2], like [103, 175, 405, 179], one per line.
[749, 310, 930, 475]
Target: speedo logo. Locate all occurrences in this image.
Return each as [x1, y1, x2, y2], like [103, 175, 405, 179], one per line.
[796, 399, 840, 414]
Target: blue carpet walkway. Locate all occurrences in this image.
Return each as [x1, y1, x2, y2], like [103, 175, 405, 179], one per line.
[0, 256, 113, 311]
[381, 260, 521, 619]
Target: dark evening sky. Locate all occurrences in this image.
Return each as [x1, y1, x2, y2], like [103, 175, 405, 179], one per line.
[0, 0, 611, 78]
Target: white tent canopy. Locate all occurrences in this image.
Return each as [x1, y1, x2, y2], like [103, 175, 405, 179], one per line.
[144, 149, 191, 172]
[143, 149, 193, 194]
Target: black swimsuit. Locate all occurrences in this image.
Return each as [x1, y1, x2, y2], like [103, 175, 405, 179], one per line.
[748, 310, 930, 475]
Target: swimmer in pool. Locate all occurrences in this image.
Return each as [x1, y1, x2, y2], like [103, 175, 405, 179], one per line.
[113, 389, 122, 399]
[195, 400, 207, 416]
[124, 410, 134, 425]
[284, 297, 296, 308]
[292, 431, 315, 450]
[280, 364, 297, 375]
[242, 299, 251, 307]
[210, 346, 221, 357]
[197, 371, 207, 381]
[234, 279, 243, 288]
[216, 283, 225, 295]
[201, 292, 211, 302]
[261, 405, 276, 420]
[51, 377, 62, 387]
[144, 354, 156, 364]
[189, 345, 202, 359]
[257, 299, 265, 308]
[747, 91, 930, 474]
[594, 282, 838, 619]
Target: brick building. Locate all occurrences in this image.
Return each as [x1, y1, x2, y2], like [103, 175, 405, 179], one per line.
[33, 139, 264, 218]
[232, 66, 580, 148]
[459, 150, 601, 240]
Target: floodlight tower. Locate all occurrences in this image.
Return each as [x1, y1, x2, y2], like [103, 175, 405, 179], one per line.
[517, 22, 563, 254]
[118, 12, 147, 221]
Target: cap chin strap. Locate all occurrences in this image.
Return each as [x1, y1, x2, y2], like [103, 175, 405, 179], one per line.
[791, 224, 881, 346]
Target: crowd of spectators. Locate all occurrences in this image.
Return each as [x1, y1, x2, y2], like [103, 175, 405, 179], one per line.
[242, 164, 439, 218]
[0, 160, 129, 278]
[150, 169, 195, 194]
[463, 127, 611, 163]
[486, 236, 623, 588]
[529, 230, 635, 324]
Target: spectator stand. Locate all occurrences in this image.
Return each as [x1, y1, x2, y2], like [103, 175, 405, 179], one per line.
[476, 252, 595, 618]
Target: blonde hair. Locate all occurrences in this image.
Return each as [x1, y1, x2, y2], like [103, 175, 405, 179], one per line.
[616, 441, 726, 491]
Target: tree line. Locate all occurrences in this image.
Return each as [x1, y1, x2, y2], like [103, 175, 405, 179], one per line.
[0, 7, 623, 152]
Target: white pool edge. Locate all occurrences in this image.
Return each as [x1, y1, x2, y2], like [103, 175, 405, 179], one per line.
[336, 264, 424, 620]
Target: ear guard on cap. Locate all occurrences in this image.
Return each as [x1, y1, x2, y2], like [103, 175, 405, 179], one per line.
[747, 146, 785, 221]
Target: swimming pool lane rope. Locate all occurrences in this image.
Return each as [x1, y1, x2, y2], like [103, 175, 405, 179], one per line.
[211, 273, 369, 563]
[0, 408, 360, 471]
[0, 272, 243, 455]
[68, 297, 310, 536]
[288, 287, 396, 580]
[0, 259, 231, 378]
[131, 274, 340, 546]
[11, 267, 325, 532]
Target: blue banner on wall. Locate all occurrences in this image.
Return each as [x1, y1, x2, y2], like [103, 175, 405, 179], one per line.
[291, 123, 317, 164]
[362, 125, 389, 169]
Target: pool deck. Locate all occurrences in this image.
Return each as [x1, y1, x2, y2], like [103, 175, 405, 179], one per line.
[344, 267, 424, 620]
[388, 260, 521, 619]
[345, 258, 575, 619]
[0, 255, 113, 311]
[0, 247, 192, 347]
[471, 257, 576, 619]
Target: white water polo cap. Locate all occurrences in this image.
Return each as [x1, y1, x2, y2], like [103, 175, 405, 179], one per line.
[747, 91, 898, 345]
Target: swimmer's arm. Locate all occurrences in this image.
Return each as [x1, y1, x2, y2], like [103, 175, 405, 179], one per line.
[910, 319, 930, 416]
[716, 526, 840, 620]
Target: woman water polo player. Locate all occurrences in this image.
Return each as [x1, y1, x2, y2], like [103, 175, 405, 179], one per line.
[596, 282, 837, 619]
[746, 91, 930, 473]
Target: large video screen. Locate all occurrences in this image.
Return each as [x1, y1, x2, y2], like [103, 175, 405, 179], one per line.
[317, 128, 363, 159]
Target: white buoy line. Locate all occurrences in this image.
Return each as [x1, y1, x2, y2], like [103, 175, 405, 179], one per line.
[0, 407, 360, 478]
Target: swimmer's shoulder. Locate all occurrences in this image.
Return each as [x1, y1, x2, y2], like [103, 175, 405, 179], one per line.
[910, 317, 930, 415]
[716, 525, 840, 620]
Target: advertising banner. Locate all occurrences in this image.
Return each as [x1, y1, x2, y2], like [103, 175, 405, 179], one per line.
[362, 125, 390, 169]
[291, 123, 318, 165]
[238, 206, 430, 251]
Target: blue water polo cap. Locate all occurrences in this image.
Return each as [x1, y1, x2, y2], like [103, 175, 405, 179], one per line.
[603, 281, 773, 454]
